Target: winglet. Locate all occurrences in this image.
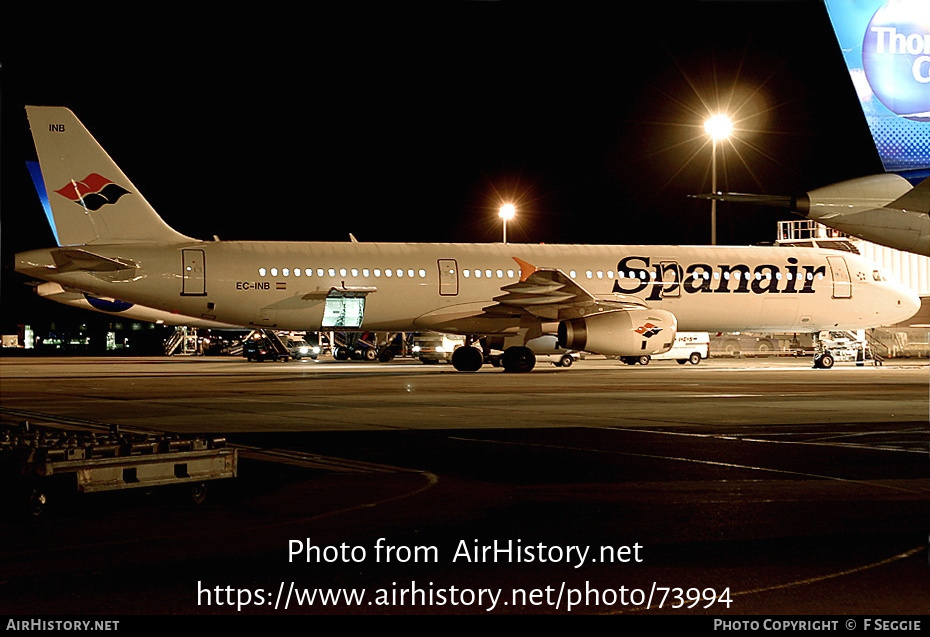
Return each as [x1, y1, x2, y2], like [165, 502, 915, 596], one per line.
[512, 257, 537, 282]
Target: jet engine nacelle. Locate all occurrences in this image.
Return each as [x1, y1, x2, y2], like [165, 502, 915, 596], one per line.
[557, 309, 677, 357]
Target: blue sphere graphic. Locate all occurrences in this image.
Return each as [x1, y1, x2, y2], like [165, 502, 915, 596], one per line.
[862, 1, 930, 121]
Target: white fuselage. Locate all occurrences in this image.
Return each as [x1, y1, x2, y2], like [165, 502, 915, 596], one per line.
[16, 241, 921, 335]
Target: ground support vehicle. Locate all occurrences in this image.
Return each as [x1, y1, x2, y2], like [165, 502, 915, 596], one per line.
[812, 331, 878, 369]
[650, 332, 710, 365]
[1, 421, 237, 517]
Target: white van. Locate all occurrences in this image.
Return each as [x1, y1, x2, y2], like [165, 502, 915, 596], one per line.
[649, 332, 710, 365]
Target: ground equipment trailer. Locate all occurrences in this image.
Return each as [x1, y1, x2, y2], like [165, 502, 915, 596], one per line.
[1, 421, 238, 517]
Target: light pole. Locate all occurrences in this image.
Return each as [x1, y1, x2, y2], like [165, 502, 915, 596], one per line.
[704, 114, 732, 245]
[499, 203, 515, 244]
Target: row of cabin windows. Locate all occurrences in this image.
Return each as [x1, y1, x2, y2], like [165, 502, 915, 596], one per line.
[255, 267, 522, 279]
[258, 267, 428, 279]
[255, 266, 825, 282]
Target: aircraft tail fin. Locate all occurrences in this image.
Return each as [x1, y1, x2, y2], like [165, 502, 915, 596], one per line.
[25, 106, 194, 246]
[823, 0, 930, 177]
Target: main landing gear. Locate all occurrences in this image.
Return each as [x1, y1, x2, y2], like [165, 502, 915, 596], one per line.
[450, 344, 484, 372]
[450, 342, 538, 373]
[500, 346, 536, 373]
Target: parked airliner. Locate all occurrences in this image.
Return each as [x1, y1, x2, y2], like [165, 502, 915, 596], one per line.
[15, 107, 920, 371]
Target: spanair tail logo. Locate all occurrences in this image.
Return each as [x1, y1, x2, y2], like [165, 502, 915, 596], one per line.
[54, 174, 130, 211]
[634, 323, 662, 338]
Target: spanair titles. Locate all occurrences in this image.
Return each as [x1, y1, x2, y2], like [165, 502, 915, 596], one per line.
[612, 255, 827, 299]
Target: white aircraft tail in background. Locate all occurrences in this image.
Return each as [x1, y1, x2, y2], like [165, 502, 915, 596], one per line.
[694, 0, 930, 257]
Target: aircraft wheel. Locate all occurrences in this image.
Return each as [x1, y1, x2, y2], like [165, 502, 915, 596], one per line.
[501, 346, 536, 373]
[637, 355, 650, 365]
[28, 485, 49, 518]
[558, 354, 574, 368]
[188, 482, 209, 506]
[451, 345, 484, 372]
[377, 348, 396, 363]
[688, 352, 702, 365]
[333, 347, 350, 361]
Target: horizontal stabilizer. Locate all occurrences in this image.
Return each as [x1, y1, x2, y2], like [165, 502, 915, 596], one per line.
[887, 177, 930, 215]
[690, 193, 795, 209]
[51, 248, 137, 272]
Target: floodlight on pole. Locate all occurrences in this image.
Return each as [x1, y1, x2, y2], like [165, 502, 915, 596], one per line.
[499, 203, 516, 244]
[704, 114, 732, 245]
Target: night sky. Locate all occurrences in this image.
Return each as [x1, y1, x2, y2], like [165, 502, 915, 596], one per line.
[0, 2, 884, 332]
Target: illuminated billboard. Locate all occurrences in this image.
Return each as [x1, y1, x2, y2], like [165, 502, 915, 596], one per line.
[825, 0, 930, 173]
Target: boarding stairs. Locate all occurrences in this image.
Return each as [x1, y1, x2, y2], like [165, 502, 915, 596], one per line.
[165, 327, 200, 356]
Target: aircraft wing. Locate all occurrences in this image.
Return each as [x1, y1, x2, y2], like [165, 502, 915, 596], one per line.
[483, 257, 647, 321]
